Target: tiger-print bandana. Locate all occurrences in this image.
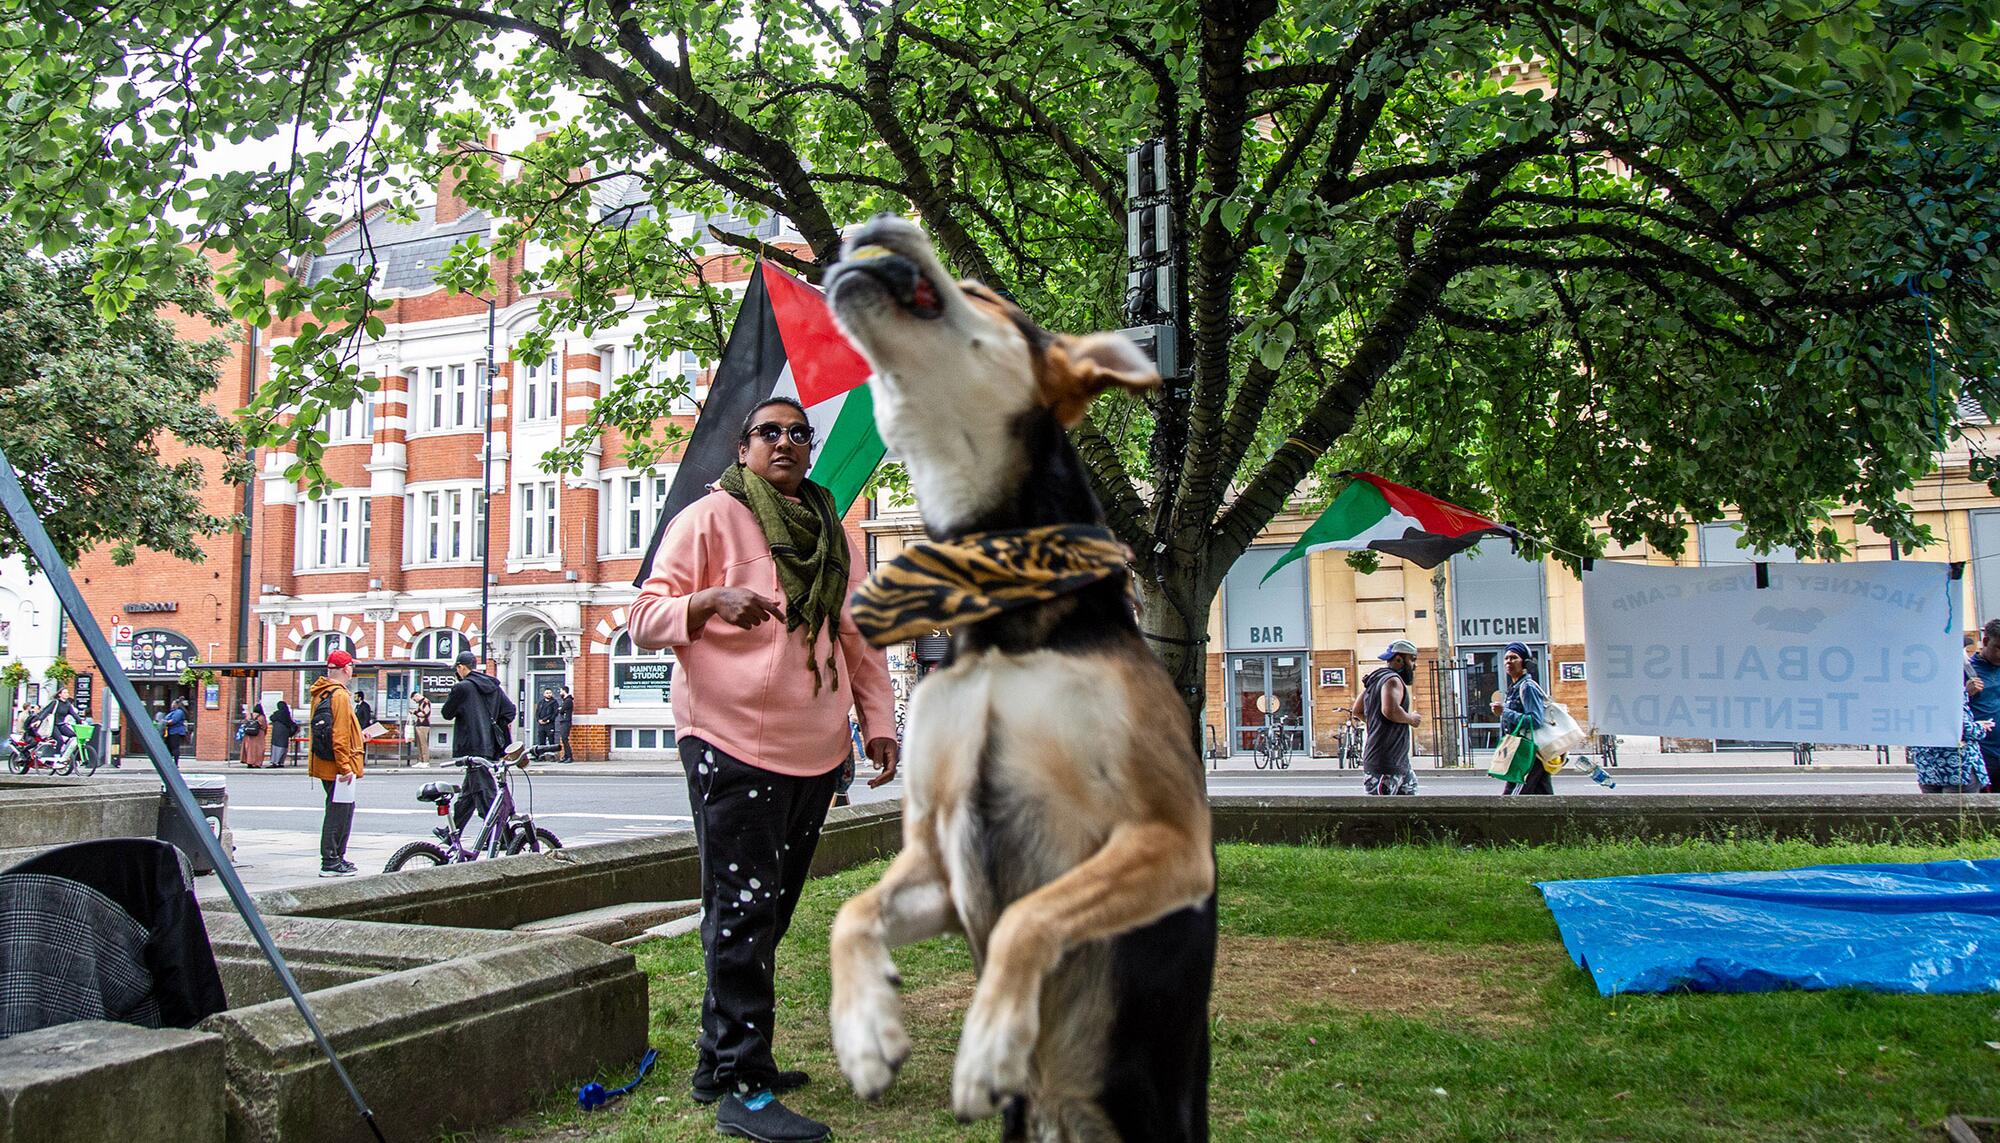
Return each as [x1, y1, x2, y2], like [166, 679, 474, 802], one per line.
[849, 524, 1134, 647]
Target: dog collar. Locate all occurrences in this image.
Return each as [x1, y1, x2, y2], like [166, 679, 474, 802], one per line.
[849, 524, 1133, 646]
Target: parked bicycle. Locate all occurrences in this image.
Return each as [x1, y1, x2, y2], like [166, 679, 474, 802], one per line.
[383, 742, 563, 872]
[1334, 712, 1363, 769]
[1253, 714, 1293, 771]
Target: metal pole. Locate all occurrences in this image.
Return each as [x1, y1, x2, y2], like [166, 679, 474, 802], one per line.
[481, 297, 496, 665]
[0, 444, 386, 1142]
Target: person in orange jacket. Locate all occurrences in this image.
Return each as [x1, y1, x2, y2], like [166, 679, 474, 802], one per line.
[308, 649, 366, 876]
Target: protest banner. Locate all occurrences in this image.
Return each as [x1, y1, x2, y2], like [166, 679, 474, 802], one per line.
[1583, 561, 1962, 747]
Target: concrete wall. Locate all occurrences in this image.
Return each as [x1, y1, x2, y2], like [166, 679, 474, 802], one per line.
[0, 779, 159, 859]
[249, 800, 902, 930]
[0, 1021, 223, 1143]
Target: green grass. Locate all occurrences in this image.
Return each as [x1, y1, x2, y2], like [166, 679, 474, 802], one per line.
[491, 838, 2000, 1142]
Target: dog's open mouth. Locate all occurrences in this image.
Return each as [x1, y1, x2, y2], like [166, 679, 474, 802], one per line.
[838, 244, 946, 320]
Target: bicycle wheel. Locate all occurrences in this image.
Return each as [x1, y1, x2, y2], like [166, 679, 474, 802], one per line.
[53, 748, 76, 777]
[506, 826, 562, 856]
[384, 840, 451, 873]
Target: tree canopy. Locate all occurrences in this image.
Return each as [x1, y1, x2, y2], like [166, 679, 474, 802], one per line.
[0, 229, 244, 564]
[5, 0, 1999, 702]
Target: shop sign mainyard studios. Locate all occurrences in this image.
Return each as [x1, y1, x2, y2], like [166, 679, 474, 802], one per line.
[1583, 561, 1961, 747]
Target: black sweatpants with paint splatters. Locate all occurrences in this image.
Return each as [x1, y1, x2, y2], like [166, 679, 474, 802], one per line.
[680, 735, 842, 1096]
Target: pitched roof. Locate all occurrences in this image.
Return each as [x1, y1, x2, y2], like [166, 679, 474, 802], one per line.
[301, 203, 491, 292]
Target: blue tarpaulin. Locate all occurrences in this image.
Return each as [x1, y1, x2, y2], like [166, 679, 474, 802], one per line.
[1537, 859, 2000, 996]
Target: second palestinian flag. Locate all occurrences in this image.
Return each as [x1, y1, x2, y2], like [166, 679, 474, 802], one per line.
[634, 261, 884, 584]
[1262, 472, 1515, 579]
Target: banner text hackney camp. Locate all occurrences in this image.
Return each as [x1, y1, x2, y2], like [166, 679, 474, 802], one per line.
[1582, 561, 1962, 747]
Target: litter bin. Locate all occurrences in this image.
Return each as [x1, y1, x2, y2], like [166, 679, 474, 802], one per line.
[157, 775, 228, 875]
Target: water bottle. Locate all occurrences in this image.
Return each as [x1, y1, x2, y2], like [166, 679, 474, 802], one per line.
[1588, 764, 1617, 789]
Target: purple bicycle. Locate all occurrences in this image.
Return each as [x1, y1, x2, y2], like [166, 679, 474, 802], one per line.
[383, 742, 563, 871]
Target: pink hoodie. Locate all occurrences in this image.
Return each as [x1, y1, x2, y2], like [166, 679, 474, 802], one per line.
[628, 488, 895, 777]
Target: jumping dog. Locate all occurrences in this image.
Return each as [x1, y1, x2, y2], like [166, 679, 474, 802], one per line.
[823, 216, 1216, 1142]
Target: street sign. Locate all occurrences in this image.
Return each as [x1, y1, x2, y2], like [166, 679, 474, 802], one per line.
[111, 622, 134, 647]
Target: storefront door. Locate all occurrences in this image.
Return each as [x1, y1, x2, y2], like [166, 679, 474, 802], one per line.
[1226, 653, 1308, 754]
[1462, 646, 1546, 751]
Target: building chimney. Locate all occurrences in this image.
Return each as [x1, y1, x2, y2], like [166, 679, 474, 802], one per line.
[434, 136, 497, 225]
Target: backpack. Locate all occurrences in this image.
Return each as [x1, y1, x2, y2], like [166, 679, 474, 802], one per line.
[311, 694, 336, 761]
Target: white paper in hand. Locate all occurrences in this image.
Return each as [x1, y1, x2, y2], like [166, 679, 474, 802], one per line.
[331, 777, 359, 804]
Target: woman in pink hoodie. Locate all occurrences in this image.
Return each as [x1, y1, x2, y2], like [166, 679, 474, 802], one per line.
[630, 396, 896, 1143]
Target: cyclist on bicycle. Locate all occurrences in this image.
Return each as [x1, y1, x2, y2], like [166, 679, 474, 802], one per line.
[36, 688, 77, 758]
[440, 650, 517, 832]
[1355, 639, 1423, 795]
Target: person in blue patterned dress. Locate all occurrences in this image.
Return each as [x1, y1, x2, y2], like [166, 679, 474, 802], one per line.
[1909, 675, 1991, 793]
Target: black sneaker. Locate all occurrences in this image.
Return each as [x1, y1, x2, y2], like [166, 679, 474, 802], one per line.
[694, 1070, 808, 1104]
[715, 1092, 828, 1143]
[319, 863, 357, 878]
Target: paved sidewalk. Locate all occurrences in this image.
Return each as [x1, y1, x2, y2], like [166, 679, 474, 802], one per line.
[143, 745, 1916, 780]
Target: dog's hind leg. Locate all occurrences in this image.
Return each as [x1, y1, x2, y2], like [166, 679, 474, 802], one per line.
[951, 820, 1213, 1124]
[830, 821, 958, 1099]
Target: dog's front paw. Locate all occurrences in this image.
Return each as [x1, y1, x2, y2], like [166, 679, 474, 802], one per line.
[951, 996, 1035, 1122]
[831, 959, 909, 1100]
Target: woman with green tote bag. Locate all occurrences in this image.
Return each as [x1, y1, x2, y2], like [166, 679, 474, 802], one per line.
[1490, 641, 1557, 794]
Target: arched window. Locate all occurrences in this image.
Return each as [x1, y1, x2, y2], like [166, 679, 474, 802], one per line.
[300, 631, 354, 662]
[411, 629, 470, 663]
[610, 631, 673, 705]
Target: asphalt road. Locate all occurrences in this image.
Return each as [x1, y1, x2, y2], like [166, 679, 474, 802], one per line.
[82, 764, 1926, 896]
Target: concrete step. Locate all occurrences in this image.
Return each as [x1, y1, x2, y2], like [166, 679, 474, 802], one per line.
[514, 899, 699, 945]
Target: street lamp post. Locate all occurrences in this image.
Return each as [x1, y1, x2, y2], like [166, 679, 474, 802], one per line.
[480, 298, 497, 667]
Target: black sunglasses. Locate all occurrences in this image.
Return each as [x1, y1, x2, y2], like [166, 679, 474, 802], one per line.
[746, 422, 814, 446]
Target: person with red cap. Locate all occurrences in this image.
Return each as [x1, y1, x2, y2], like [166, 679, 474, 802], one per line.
[308, 649, 366, 876]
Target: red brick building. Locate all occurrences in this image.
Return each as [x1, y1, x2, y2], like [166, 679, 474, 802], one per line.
[65, 251, 261, 764]
[244, 179, 865, 761]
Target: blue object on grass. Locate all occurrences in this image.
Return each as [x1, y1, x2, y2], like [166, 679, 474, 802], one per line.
[578, 1047, 659, 1110]
[1537, 858, 2000, 996]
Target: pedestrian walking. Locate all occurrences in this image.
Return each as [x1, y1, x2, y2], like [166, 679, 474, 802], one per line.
[268, 698, 297, 769]
[162, 699, 190, 766]
[1965, 620, 2000, 784]
[407, 692, 432, 767]
[1356, 639, 1422, 795]
[1492, 641, 1557, 795]
[629, 396, 897, 1143]
[308, 650, 365, 877]
[556, 685, 574, 763]
[440, 651, 515, 833]
[239, 703, 266, 767]
[535, 687, 558, 748]
[1910, 673, 1991, 793]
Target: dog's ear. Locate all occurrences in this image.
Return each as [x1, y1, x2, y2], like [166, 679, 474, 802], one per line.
[1040, 332, 1162, 425]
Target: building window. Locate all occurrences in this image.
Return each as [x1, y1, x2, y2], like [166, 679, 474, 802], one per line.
[420, 363, 486, 432]
[519, 355, 560, 422]
[1697, 521, 1800, 565]
[656, 348, 702, 415]
[411, 629, 470, 662]
[610, 631, 673, 704]
[605, 467, 675, 555]
[301, 493, 371, 571]
[320, 395, 374, 444]
[518, 480, 558, 558]
[406, 484, 485, 564]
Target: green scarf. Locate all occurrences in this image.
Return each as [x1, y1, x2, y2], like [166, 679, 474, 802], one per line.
[719, 463, 849, 693]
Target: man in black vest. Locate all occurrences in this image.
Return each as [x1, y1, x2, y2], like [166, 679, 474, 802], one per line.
[1355, 639, 1423, 795]
[440, 651, 517, 832]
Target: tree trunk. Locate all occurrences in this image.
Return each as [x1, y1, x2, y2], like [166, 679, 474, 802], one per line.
[1133, 570, 1215, 756]
[1432, 565, 1460, 768]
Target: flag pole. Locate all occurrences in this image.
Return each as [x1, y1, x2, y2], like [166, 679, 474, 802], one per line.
[0, 446, 388, 1143]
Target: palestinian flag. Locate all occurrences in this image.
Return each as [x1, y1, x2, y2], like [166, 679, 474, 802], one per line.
[1261, 472, 1515, 580]
[634, 261, 884, 584]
